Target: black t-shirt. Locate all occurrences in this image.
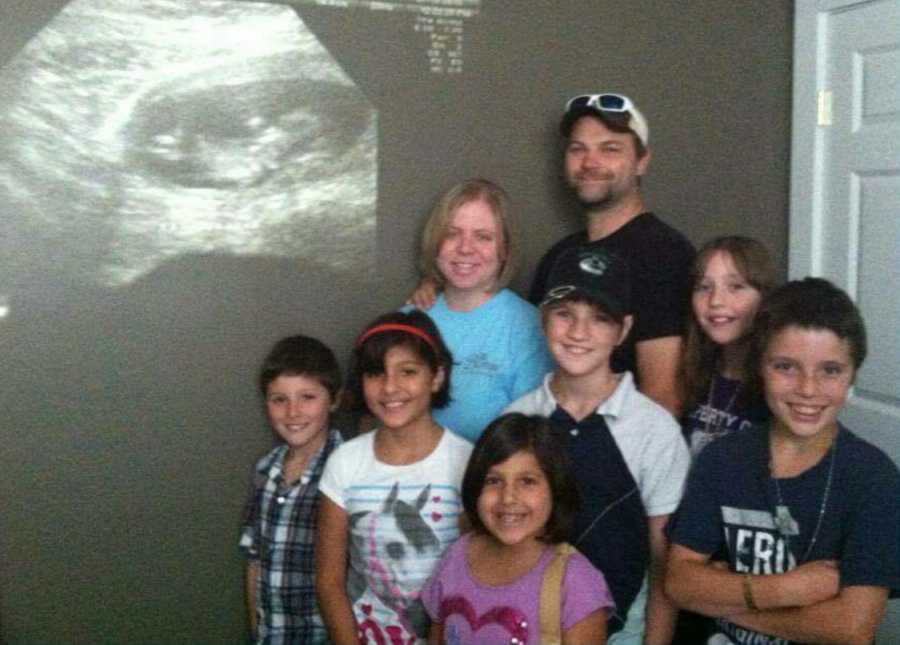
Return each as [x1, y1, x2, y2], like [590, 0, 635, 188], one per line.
[529, 212, 695, 377]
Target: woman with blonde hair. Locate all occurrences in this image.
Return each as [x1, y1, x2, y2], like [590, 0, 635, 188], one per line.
[412, 178, 553, 442]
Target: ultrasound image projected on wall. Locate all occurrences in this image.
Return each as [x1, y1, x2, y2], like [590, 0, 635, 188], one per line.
[0, 0, 377, 299]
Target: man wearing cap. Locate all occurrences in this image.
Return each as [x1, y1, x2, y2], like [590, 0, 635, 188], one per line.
[528, 93, 694, 416]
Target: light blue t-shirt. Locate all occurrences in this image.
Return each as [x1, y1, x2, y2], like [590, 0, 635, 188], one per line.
[425, 289, 554, 442]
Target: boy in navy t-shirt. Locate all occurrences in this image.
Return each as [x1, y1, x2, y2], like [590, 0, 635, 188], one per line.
[666, 278, 900, 645]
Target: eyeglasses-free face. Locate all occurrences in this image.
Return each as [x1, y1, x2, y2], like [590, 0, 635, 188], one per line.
[762, 325, 854, 445]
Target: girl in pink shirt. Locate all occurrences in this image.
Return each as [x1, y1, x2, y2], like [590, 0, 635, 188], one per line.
[422, 413, 613, 645]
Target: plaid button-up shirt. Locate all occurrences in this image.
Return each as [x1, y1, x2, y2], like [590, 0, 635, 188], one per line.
[239, 430, 341, 645]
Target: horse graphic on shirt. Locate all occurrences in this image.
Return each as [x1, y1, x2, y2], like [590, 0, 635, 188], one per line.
[349, 482, 441, 644]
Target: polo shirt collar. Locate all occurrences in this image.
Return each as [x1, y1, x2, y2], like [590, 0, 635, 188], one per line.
[540, 370, 636, 422]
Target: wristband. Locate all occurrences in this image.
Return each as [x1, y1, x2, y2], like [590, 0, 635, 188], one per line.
[742, 573, 759, 611]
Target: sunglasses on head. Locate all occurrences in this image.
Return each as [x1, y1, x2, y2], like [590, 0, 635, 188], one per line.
[565, 93, 634, 114]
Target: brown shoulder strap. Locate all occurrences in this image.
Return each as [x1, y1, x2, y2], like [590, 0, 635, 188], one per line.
[539, 543, 577, 645]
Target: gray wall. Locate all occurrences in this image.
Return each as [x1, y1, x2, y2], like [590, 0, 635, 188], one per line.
[0, 1, 793, 643]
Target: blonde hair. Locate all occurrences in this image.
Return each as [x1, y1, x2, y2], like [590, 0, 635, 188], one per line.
[681, 236, 777, 413]
[419, 178, 519, 291]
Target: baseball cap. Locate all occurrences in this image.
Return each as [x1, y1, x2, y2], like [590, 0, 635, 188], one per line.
[540, 245, 632, 320]
[560, 93, 649, 147]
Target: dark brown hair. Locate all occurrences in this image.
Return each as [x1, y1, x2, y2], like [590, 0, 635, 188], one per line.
[560, 108, 648, 158]
[462, 413, 579, 544]
[350, 309, 453, 410]
[746, 277, 866, 400]
[258, 335, 341, 399]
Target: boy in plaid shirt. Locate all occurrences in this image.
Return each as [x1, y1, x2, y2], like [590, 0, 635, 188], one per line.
[240, 335, 343, 644]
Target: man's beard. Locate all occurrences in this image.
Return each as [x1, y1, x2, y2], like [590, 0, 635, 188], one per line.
[577, 190, 617, 211]
[569, 177, 620, 212]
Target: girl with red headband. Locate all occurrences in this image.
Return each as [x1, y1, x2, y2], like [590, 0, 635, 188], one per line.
[316, 310, 473, 645]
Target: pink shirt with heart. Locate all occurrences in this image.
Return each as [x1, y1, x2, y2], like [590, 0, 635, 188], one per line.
[421, 533, 614, 645]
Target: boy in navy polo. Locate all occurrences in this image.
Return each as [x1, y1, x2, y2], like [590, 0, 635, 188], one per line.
[506, 245, 690, 645]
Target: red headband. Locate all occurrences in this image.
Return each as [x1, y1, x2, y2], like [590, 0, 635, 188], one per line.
[355, 323, 439, 352]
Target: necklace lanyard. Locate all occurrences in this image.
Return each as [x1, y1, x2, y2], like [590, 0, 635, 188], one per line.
[702, 375, 740, 435]
[768, 432, 838, 564]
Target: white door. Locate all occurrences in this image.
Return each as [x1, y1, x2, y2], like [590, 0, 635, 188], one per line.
[791, 0, 900, 640]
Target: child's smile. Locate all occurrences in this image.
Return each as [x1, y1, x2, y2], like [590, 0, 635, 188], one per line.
[543, 300, 630, 378]
[693, 251, 761, 347]
[762, 325, 854, 443]
[363, 344, 444, 434]
[266, 374, 333, 455]
[477, 451, 552, 550]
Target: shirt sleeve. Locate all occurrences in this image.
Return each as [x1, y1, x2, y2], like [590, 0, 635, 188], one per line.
[419, 551, 450, 623]
[238, 468, 264, 559]
[630, 236, 693, 343]
[666, 447, 727, 556]
[561, 551, 616, 631]
[639, 416, 691, 517]
[839, 449, 900, 592]
[317, 442, 349, 509]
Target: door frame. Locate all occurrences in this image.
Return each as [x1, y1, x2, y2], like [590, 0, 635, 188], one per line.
[789, 0, 864, 280]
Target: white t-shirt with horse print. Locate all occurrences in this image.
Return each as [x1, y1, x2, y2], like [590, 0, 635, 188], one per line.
[319, 428, 472, 645]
